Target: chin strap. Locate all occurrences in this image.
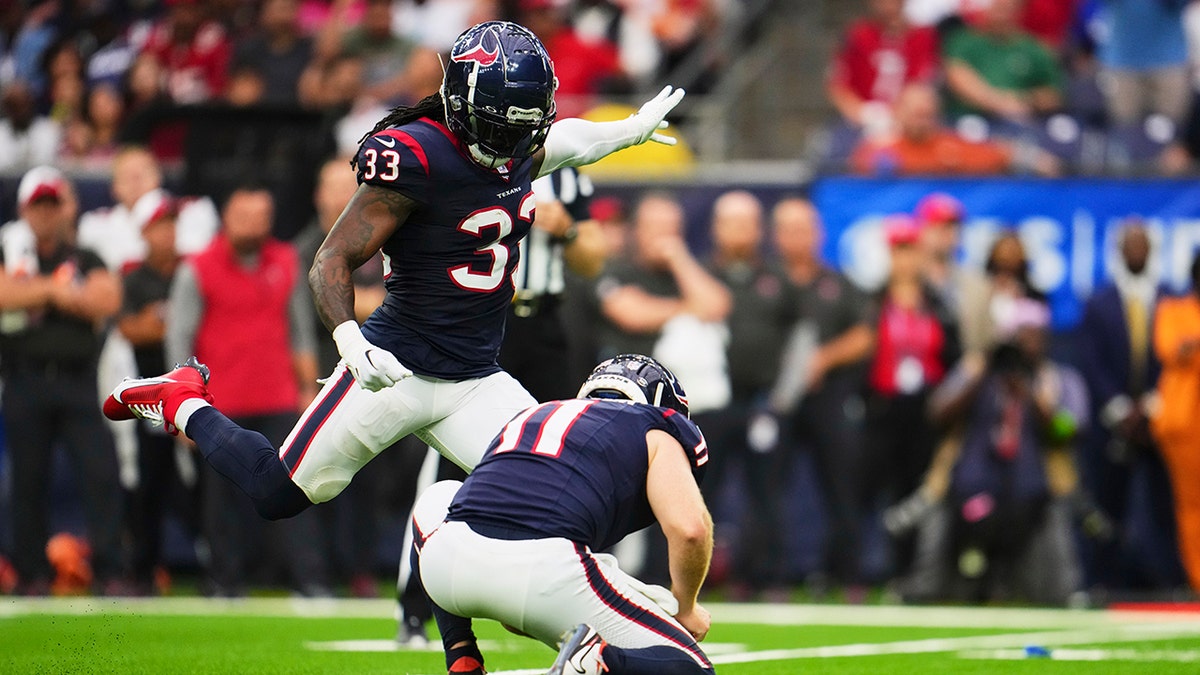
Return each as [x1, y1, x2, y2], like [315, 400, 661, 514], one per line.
[467, 143, 510, 169]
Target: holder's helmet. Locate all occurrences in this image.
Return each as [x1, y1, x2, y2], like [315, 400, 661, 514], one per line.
[577, 354, 690, 418]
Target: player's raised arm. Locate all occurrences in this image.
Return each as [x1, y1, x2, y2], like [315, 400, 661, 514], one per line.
[310, 183, 416, 390]
[532, 85, 686, 178]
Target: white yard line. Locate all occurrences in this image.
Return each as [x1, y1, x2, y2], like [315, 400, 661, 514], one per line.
[6, 598, 1200, 629]
[705, 622, 1200, 666]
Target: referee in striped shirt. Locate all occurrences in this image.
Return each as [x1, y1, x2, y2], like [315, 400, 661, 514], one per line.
[499, 166, 606, 401]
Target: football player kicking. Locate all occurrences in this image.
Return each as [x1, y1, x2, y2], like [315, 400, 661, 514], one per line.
[102, 21, 685, 526]
[410, 354, 714, 675]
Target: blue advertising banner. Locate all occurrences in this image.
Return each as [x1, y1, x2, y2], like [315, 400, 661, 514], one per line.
[811, 177, 1200, 328]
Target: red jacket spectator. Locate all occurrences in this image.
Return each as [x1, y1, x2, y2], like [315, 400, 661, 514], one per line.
[521, 0, 623, 117]
[141, 1, 232, 104]
[1020, 0, 1078, 50]
[191, 234, 300, 417]
[828, 0, 939, 126]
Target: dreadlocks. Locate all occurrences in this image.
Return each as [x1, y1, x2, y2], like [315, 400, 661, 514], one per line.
[350, 93, 447, 170]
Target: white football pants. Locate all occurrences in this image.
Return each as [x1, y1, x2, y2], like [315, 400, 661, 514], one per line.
[414, 481, 710, 670]
[280, 364, 535, 503]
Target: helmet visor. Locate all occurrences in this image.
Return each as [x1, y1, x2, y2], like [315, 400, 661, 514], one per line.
[465, 102, 555, 160]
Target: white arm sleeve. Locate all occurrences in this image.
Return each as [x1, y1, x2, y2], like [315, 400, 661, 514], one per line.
[538, 117, 644, 177]
[537, 85, 686, 178]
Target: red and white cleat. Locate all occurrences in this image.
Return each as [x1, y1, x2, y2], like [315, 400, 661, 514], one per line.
[103, 357, 213, 434]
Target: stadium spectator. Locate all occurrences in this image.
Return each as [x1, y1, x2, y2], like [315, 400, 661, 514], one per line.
[319, 0, 442, 106]
[411, 355, 714, 675]
[123, 53, 171, 116]
[595, 192, 731, 363]
[1150, 251, 1200, 593]
[1078, 221, 1183, 591]
[866, 216, 959, 580]
[299, 0, 366, 37]
[1094, 0, 1190, 127]
[78, 146, 220, 272]
[593, 191, 730, 582]
[84, 9, 151, 92]
[231, 0, 320, 107]
[932, 298, 1086, 604]
[393, 0, 496, 51]
[650, 0, 724, 88]
[321, 53, 394, 156]
[827, 0, 940, 133]
[3, 0, 58, 95]
[0, 81, 61, 173]
[942, 0, 1065, 122]
[78, 148, 216, 493]
[0, 167, 124, 596]
[571, 0, 662, 87]
[165, 185, 326, 597]
[44, 41, 86, 123]
[1173, 0, 1200, 172]
[518, 0, 626, 117]
[702, 190, 799, 599]
[850, 83, 1060, 176]
[81, 84, 125, 161]
[138, 0, 233, 105]
[959, 230, 1043, 354]
[116, 191, 200, 595]
[292, 157, 387, 599]
[914, 192, 980, 316]
[771, 197, 874, 593]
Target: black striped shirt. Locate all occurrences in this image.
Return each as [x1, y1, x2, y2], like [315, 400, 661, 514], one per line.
[513, 167, 593, 298]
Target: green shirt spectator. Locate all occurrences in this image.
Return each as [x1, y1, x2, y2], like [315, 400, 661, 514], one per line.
[942, 0, 1064, 121]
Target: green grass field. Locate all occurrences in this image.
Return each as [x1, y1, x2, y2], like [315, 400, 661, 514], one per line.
[4, 598, 1200, 674]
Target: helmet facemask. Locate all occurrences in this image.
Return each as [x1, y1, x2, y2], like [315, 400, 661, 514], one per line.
[442, 22, 558, 170]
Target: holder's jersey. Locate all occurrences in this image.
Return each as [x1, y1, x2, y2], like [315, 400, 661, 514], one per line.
[354, 117, 536, 380]
[447, 400, 708, 552]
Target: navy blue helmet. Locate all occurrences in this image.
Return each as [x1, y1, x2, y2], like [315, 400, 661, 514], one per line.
[442, 21, 557, 169]
[577, 354, 690, 418]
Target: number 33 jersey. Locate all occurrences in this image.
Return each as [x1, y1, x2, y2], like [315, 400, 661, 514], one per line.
[354, 117, 536, 380]
[447, 399, 709, 552]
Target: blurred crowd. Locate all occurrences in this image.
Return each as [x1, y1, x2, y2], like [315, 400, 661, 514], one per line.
[0, 0, 727, 173]
[581, 188, 1196, 606]
[823, 0, 1200, 177]
[0, 0, 1198, 610]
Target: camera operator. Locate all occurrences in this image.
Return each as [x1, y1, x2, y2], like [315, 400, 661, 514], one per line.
[925, 298, 1087, 604]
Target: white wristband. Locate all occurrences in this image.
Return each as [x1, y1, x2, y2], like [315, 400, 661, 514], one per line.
[332, 320, 369, 358]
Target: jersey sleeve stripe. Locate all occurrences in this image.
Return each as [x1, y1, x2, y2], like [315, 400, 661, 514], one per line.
[422, 118, 461, 148]
[378, 130, 430, 177]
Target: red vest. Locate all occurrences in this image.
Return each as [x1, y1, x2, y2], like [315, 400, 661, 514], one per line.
[192, 234, 298, 417]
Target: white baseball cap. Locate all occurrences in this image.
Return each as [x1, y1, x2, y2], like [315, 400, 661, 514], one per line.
[17, 165, 66, 209]
[131, 188, 179, 231]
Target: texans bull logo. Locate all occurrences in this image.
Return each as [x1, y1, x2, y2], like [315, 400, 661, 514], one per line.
[452, 27, 500, 67]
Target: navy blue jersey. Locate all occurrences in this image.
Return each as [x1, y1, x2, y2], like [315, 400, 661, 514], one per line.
[355, 117, 536, 380]
[447, 399, 708, 551]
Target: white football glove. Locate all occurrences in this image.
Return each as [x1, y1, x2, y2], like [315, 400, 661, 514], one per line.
[332, 321, 413, 391]
[630, 85, 686, 146]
